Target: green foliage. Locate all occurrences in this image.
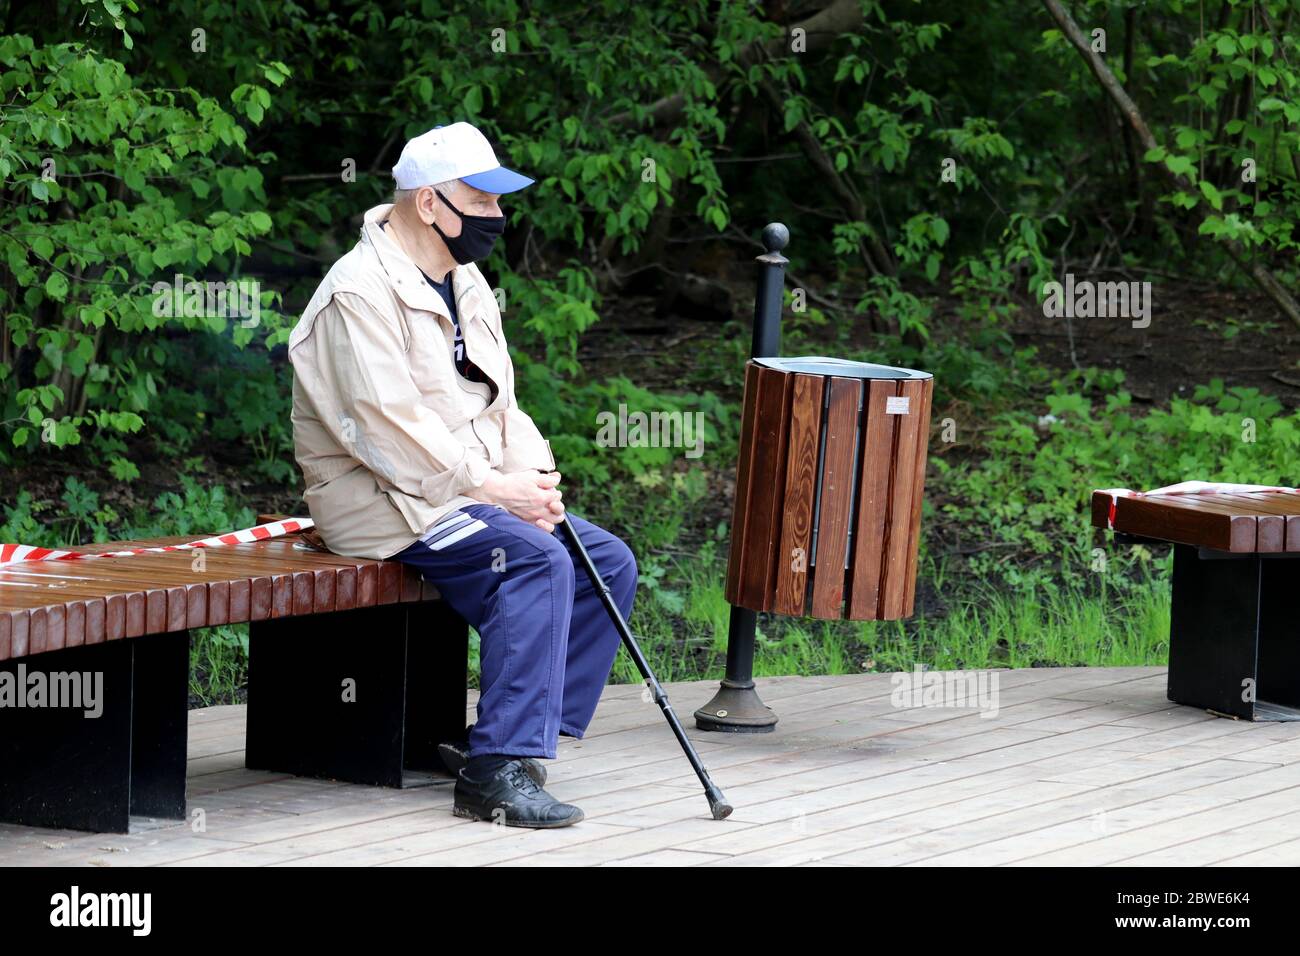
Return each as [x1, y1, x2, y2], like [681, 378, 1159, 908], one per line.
[7, 0, 1295, 480]
[0, 473, 254, 549]
[1038, 3, 1300, 282]
[0, 30, 285, 462]
[8, 1, 1300, 702]
[933, 369, 1300, 593]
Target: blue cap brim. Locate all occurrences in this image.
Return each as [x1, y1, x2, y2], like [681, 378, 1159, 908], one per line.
[460, 166, 535, 194]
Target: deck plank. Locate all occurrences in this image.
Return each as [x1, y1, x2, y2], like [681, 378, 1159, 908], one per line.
[4, 667, 1300, 866]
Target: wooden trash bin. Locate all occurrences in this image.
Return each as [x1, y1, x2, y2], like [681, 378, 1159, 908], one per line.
[724, 356, 934, 620]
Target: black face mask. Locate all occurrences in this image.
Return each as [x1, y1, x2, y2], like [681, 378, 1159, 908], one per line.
[430, 188, 506, 264]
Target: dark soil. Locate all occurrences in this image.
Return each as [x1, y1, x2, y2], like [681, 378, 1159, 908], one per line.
[1007, 279, 1300, 408]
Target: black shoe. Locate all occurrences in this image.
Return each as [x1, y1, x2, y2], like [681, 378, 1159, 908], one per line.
[452, 760, 584, 828]
[438, 725, 547, 787]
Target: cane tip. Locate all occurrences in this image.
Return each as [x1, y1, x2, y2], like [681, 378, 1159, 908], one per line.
[710, 799, 733, 820]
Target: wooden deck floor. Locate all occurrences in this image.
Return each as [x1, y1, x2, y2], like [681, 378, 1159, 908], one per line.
[3, 666, 1300, 866]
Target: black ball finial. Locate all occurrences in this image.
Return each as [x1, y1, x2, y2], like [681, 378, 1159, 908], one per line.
[761, 222, 789, 253]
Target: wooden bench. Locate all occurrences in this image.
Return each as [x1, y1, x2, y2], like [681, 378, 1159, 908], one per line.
[1092, 488, 1300, 721]
[0, 516, 466, 833]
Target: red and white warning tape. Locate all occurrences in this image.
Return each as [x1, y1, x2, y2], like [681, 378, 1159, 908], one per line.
[0, 517, 315, 568]
[1096, 481, 1300, 530]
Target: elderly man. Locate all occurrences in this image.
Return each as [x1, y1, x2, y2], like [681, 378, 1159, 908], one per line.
[286, 122, 637, 828]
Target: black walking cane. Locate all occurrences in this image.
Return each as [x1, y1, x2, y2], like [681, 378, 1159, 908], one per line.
[556, 517, 733, 820]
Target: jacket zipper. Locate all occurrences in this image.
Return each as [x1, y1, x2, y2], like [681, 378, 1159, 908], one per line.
[467, 296, 512, 447]
[451, 288, 508, 458]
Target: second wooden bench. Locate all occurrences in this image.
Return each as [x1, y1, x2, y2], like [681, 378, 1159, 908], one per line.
[1093, 487, 1300, 722]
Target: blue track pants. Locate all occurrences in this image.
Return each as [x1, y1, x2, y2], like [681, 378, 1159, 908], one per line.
[390, 503, 637, 760]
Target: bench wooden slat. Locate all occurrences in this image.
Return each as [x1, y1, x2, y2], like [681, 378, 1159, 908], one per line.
[735, 362, 794, 610]
[336, 566, 358, 611]
[1093, 492, 1254, 551]
[1092, 491, 1263, 552]
[208, 579, 229, 627]
[312, 568, 336, 614]
[84, 597, 106, 645]
[249, 575, 274, 621]
[902, 378, 934, 614]
[229, 577, 251, 623]
[63, 599, 85, 649]
[46, 602, 65, 652]
[375, 562, 397, 605]
[0, 532, 437, 663]
[112, 590, 142, 638]
[10, 610, 28, 657]
[724, 359, 765, 607]
[29, 606, 46, 656]
[1201, 493, 1300, 551]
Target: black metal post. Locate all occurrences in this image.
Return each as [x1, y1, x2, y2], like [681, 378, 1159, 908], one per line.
[695, 223, 788, 733]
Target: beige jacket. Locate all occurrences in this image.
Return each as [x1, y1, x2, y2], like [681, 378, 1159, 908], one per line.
[287, 202, 556, 559]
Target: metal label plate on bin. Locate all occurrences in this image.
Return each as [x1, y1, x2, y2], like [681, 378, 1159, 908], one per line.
[885, 396, 910, 415]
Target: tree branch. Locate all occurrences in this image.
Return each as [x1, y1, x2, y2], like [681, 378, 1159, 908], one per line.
[606, 0, 865, 129]
[1041, 0, 1300, 329]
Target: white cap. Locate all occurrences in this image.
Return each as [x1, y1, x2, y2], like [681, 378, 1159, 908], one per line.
[391, 121, 534, 193]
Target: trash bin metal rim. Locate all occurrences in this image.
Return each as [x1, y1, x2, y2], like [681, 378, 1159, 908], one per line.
[751, 355, 932, 380]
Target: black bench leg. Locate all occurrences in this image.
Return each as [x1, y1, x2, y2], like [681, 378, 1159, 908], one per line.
[245, 601, 468, 787]
[1168, 544, 1300, 720]
[130, 631, 191, 819]
[0, 632, 189, 833]
[1256, 557, 1300, 720]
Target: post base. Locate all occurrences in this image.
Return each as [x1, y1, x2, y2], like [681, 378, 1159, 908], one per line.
[694, 679, 778, 733]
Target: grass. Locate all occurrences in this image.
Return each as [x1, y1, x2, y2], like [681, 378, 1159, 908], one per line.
[34, 429, 1177, 707]
[81, 495, 1178, 709]
[612, 550, 1172, 685]
[188, 624, 249, 707]
[857, 579, 1171, 673]
[185, 537, 1172, 705]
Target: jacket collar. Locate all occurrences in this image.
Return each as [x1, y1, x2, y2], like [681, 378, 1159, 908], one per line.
[360, 203, 483, 322]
